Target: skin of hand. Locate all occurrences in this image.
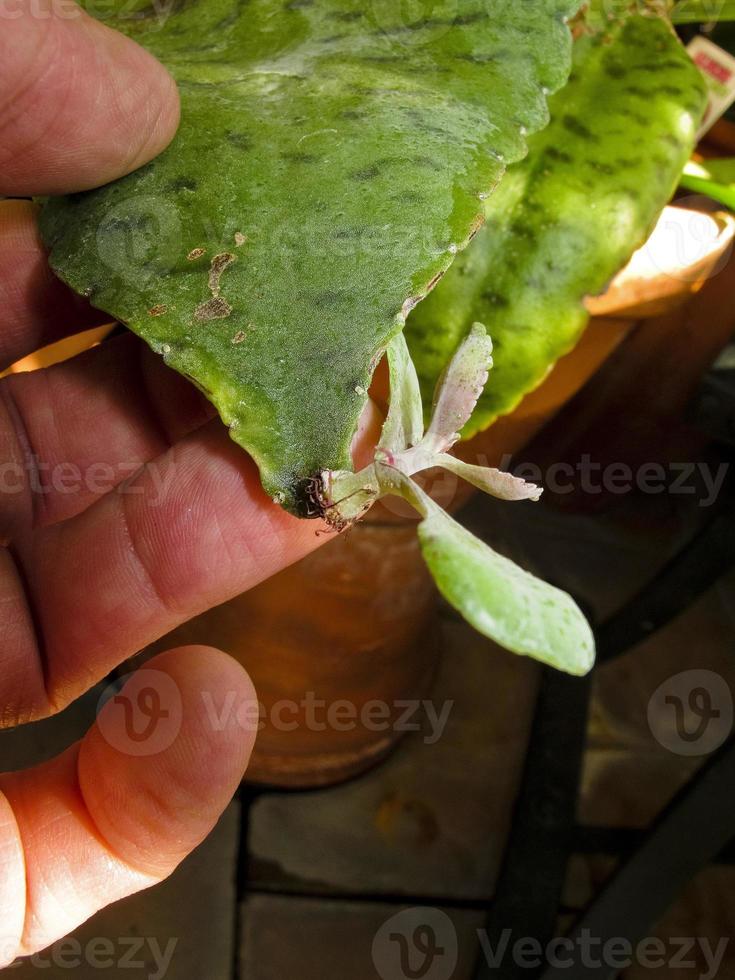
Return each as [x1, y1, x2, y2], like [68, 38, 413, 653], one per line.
[0, 1, 380, 964]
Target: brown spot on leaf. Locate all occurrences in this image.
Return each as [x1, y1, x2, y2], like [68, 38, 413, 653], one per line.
[234, 232, 247, 247]
[195, 297, 232, 321]
[148, 304, 168, 317]
[209, 252, 236, 296]
[231, 330, 247, 344]
[187, 247, 206, 261]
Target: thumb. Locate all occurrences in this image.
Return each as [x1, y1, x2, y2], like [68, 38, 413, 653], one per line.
[0, 0, 180, 195]
[0, 646, 256, 961]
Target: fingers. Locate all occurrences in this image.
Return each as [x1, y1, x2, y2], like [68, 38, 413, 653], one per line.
[0, 0, 180, 195]
[0, 201, 106, 370]
[2, 402, 383, 722]
[0, 646, 256, 962]
[1, 333, 215, 534]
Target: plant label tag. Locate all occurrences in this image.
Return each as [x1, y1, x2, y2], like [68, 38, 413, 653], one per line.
[688, 36, 735, 139]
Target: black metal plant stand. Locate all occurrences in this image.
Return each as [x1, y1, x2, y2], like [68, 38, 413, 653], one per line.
[473, 360, 735, 979]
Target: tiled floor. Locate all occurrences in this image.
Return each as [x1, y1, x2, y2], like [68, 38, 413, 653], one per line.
[2, 490, 734, 979]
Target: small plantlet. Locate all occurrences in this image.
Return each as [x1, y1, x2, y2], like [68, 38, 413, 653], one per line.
[321, 325, 595, 676]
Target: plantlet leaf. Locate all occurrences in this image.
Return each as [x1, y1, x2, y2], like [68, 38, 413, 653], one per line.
[40, 0, 580, 512]
[434, 455, 542, 501]
[424, 322, 493, 453]
[405, 12, 707, 437]
[378, 333, 424, 455]
[416, 500, 594, 675]
[324, 439, 591, 673]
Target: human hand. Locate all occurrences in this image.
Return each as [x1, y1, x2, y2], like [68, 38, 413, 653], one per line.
[0, 2, 378, 964]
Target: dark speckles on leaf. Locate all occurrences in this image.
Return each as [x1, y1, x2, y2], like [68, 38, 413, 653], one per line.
[662, 133, 682, 149]
[562, 114, 595, 141]
[392, 190, 425, 205]
[352, 155, 442, 182]
[314, 289, 349, 307]
[226, 131, 251, 150]
[394, 10, 486, 37]
[333, 227, 367, 240]
[659, 85, 685, 98]
[509, 220, 535, 241]
[350, 164, 380, 181]
[166, 176, 198, 192]
[282, 151, 321, 164]
[482, 291, 509, 309]
[361, 54, 406, 64]
[543, 146, 573, 165]
[455, 52, 501, 65]
[106, 213, 150, 233]
[605, 62, 626, 80]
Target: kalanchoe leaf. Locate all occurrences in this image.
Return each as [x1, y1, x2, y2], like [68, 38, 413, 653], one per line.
[40, 0, 580, 513]
[423, 323, 493, 454]
[378, 333, 424, 456]
[435, 455, 543, 502]
[417, 505, 595, 675]
[405, 12, 707, 438]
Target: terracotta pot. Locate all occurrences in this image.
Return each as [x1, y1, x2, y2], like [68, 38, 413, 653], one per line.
[585, 207, 735, 320]
[143, 520, 440, 788]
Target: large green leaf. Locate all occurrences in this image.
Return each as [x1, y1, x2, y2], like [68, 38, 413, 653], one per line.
[40, 0, 579, 513]
[404, 12, 707, 438]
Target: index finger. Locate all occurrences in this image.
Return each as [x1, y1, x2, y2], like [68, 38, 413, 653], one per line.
[0, 0, 180, 195]
[2, 404, 382, 723]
